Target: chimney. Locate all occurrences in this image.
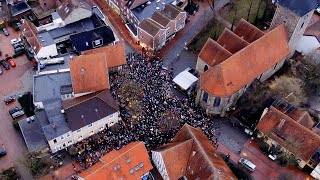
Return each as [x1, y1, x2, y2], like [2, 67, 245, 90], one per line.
[52, 123, 56, 129]
[277, 119, 285, 129]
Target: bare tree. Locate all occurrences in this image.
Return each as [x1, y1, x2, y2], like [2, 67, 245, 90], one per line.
[158, 111, 181, 133]
[269, 76, 307, 106]
[254, 0, 264, 25]
[247, 0, 254, 21]
[231, 4, 238, 31]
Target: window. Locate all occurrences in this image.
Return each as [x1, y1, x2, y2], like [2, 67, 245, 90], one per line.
[77, 129, 81, 133]
[213, 97, 221, 107]
[202, 92, 208, 102]
[300, 22, 304, 29]
[109, 114, 114, 118]
[140, 35, 143, 38]
[99, 119, 103, 124]
[95, 39, 101, 45]
[129, 169, 134, 174]
[274, 62, 278, 69]
[68, 141, 72, 144]
[78, 136, 83, 140]
[53, 139, 57, 143]
[139, 163, 144, 167]
[89, 131, 94, 136]
[126, 158, 131, 163]
[61, 136, 64, 140]
[135, 165, 139, 171]
[88, 124, 93, 128]
[67, 133, 70, 137]
[204, 65, 208, 72]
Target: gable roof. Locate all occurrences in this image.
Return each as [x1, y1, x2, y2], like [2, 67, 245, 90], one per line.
[217, 28, 250, 54]
[200, 24, 289, 97]
[64, 90, 118, 131]
[304, 20, 320, 42]
[81, 43, 127, 68]
[233, 19, 265, 43]
[78, 142, 153, 179]
[276, 0, 317, 16]
[70, 26, 116, 52]
[139, 19, 162, 37]
[69, 53, 110, 94]
[154, 124, 236, 180]
[151, 11, 172, 28]
[162, 3, 184, 20]
[257, 106, 320, 162]
[56, 0, 92, 20]
[198, 38, 232, 67]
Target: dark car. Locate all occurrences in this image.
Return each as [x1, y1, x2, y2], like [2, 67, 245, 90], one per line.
[14, 47, 25, 54]
[4, 96, 15, 105]
[2, 60, 10, 70]
[13, 43, 23, 49]
[3, 28, 9, 36]
[0, 66, 2, 75]
[0, 149, 6, 157]
[9, 106, 23, 115]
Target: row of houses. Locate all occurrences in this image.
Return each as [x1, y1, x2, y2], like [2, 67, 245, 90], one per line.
[44, 124, 236, 180]
[19, 43, 127, 153]
[105, 0, 187, 50]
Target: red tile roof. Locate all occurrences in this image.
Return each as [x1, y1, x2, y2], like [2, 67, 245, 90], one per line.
[154, 124, 236, 180]
[233, 19, 265, 43]
[198, 38, 232, 67]
[81, 43, 127, 68]
[78, 142, 153, 180]
[217, 28, 249, 54]
[256, 106, 320, 162]
[69, 53, 110, 94]
[200, 24, 289, 97]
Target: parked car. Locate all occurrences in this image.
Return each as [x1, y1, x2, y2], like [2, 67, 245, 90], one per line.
[8, 59, 16, 67]
[11, 38, 21, 45]
[14, 47, 25, 53]
[0, 149, 7, 157]
[0, 66, 2, 75]
[9, 106, 23, 115]
[2, 28, 9, 36]
[4, 96, 15, 105]
[239, 158, 256, 172]
[11, 110, 25, 119]
[2, 60, 10, 70]
[13, 43, 23, 49]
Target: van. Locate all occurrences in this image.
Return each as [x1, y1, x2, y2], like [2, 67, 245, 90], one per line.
[239, 158, 256, 172]
[11, 110, 25, 119]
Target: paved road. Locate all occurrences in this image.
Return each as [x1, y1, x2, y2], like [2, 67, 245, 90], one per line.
[0, 27, 34, 180]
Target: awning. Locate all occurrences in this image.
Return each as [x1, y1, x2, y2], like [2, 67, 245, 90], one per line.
[173, 70, 198, 91]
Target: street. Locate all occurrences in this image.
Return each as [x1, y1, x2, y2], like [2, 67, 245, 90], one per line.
[0, 27, 35, 180]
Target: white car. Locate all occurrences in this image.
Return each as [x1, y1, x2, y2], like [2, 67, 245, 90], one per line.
[11, 38, 21, 45]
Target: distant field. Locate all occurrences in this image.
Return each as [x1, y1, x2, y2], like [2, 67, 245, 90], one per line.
[220, 0, 267, 25]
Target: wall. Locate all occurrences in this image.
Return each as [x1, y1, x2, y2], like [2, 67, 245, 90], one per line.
[39, 0, 56, 11]
[296, 36, 320, 55]
[48, 131, 73, 153]
[37, 44, 58, 59]
[152, 151, 170, 180]
[195, 58, 210, 74]
[72, 112, 120, 143]
[137, 27, 154, 50]
[259, 58, 285, 82]
[153, 29, 167, 50]
[311, 164, 320, 179]
[64, 8, 92, 25]
[175, 12, 187, 32]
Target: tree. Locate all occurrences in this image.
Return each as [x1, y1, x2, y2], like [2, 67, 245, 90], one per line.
[296, 60, 320, 96]
[246, 0, 254, 21]
[254, 0, 264, 25]
[269, 76, 307, 107]
[68, 146, 78, 156]
[22, 152, 54, 177]
[158, 111, 181, 133]
[230, 3, 238, 31]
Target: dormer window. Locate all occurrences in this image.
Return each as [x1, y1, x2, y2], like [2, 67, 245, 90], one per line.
[92, 39, 103, 48]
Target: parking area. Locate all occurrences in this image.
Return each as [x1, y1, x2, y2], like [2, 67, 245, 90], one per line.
[0, 26, 35, 179]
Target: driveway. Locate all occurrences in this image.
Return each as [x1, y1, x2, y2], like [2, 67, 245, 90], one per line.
[0, 27, 35, 180]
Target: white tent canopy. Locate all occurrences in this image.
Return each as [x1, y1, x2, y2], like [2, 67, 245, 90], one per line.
[173, 70, 198, 91]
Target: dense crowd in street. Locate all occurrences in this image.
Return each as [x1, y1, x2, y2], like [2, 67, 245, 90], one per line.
[71, 53, 225, 170]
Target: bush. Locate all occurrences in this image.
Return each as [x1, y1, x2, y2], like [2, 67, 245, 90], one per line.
[12, 120, 20, 130]
[1, 167, 20, 180]
[8, 18, 19, 27]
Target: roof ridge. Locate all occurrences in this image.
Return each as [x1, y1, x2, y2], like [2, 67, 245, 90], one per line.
[238, 18, 265, 35]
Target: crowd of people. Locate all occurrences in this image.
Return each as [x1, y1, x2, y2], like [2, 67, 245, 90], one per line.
[70, 52, 224, 171]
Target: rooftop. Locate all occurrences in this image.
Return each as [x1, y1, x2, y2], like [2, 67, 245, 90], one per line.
[216, 29, 249, 54]
[33, 72, 72, 102]
[69, 53, 110, 94]
[78, 142, 153, 179]
[200, 22, 289, 97]
[139, 19, 162, 36]
[11, 1, 31, 17]
[81, 43, 127, 68]
[48, 14, 104, 40]
[276, 0, 317, 16]
[153, 124, 236, 179]
[70, 26, 115, 52]
[63, 90, 118, 131]
[257, 106, 320, 162]
[56, 0, 92, 21]
[18, 115, 48, 152]
[151, 11, 171, 27]
[233, 19, 265, 43]
[131, 0, 175, 22]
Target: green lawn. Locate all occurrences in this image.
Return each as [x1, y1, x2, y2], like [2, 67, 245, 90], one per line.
[221, 0, 267, 25]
